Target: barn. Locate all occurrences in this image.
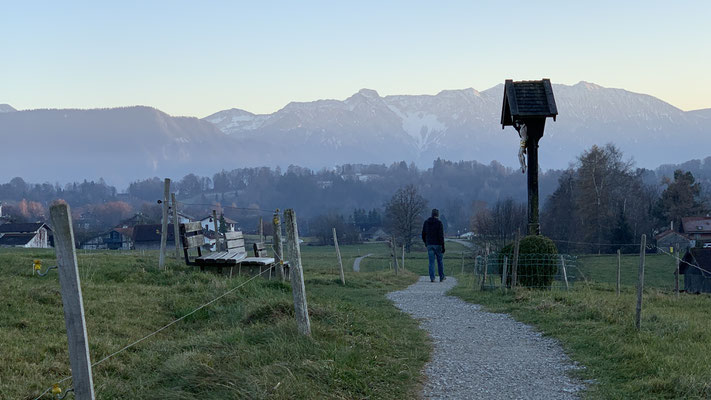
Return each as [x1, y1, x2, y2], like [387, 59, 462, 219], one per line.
[655, 230, 692, 255]
[0, 223, 52, 248]
[680, 248, 711, 294]
[81, 228, 134, 250]
[132, 224, 177, 250]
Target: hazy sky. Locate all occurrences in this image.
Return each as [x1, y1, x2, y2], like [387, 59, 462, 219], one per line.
[2, 1, 709, 117]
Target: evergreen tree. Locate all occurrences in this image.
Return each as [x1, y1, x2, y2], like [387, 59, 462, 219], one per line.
[611, 207, 634, 253]
[219, 213, 228, 234]
[654, 170, 707, 231]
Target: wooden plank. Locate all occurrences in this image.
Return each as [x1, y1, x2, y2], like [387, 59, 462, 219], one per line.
[184, 235, 204, 250]
[182, 222, 203, 234]
[225, 231, 243, 240]
[241, 256, 275, 265]
[50, 203, 96, 400]
[226, 238, 245, 249]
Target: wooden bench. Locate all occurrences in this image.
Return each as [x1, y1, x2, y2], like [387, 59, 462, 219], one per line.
[179, 222, 281, 278]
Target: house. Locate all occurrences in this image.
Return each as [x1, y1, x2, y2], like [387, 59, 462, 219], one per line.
[132, 224, 177, 250]
[655, 230, 692, 255]
[176, 212, 196, 224]
[81, 228, 134, 250]
[0, 223, 52, 248]
[681, 217, 711, 245]
[680, 248, 711, 293]
[199, 215, 236, 232]
[115, 213, 155, 229]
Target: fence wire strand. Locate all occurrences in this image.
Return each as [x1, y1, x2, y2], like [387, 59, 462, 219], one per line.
[33, 266, 273, 400]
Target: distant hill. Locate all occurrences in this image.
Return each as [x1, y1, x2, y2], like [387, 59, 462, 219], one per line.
[2, 82, 710, 187]
[0, 106, 233, 186]
[0, 104, 16, 113]
[204, 81, 710, 171]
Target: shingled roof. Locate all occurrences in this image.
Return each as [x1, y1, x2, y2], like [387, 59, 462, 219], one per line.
[0, 223, 49, 233]
[501, 79, 558, 127]
[132, 224, 176, 243]
[0, 233, 36, 246]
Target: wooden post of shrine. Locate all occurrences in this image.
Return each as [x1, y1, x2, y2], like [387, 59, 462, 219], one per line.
[500, 79, 558, 236]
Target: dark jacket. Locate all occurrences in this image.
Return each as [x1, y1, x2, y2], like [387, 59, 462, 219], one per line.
[422, 217, 445, 251]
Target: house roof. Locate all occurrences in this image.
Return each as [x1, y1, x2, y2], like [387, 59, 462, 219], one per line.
[201, 215, 237, 224]
[0, 222, 48, 234]
[655, 230, 689, 241]
[681, 248, 711, 275]
[132, 224, 176, 242]
[114, 227, 134, 237]
[681, 217, 711, 233]
[0, 233, 36, 246]
[501, 79, 558, 127]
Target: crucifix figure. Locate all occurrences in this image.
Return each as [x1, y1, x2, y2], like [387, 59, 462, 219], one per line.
[500, 79, 558, 236]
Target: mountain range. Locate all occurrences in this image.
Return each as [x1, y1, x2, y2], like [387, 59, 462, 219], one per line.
[1, 82, 709, 187]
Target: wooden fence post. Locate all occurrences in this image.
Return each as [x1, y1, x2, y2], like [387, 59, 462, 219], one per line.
[50, 203, 96, 400]
[481, 244, 489, 290]
[272, 210, 285, 281]
[284, 209, 311, 336]
[333, 228, 345, 285]
[560, 255, 569, 290]
[259, 217, 264, 244]
[402, 244, 405, 271]
[675, 248, 680, 298]
[171, 193, 180, 259]
[461, 251, 465, 274]
[158, 178, 170, 270]
[391, 237, 399, 275]
[635, 234, 646, 330]
[502, 255, 508, 291]
[512, 230, 520, 288]
[617, 249, 621, 296]
[213, 209, 220, 251]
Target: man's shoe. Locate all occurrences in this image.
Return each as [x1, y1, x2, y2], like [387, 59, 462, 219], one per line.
[431, 279, 435, 282]
[440, 277, 446, 282]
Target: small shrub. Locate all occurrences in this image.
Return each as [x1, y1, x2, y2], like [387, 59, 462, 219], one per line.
[499, 235, 559, 288]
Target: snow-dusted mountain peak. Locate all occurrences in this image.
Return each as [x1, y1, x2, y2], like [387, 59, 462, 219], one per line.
[0, 104, 16, 113]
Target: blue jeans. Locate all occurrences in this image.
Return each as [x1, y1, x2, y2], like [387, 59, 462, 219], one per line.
[427, 245, 444, 281]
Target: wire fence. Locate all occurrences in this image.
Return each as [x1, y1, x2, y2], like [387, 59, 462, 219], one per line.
[470, 253, 578, 290]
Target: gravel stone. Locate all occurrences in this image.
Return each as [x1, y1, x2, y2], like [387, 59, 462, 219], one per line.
[387, 276, 585, 399]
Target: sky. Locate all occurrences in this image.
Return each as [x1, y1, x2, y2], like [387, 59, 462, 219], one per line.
[1, 1, 710, 117]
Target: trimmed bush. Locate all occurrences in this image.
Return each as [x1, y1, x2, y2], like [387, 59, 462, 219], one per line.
[499, 235, 559, 288]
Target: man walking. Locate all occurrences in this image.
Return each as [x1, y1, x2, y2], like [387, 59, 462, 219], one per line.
[422, 208, 445, 282]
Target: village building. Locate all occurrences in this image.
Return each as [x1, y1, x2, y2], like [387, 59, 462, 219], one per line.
[81, 228, 134, 250]
[132, 224, 179, 250]
[115, 212, 156, 229]
[680, 248, 711, 294]
[681, 216, 711, 245]
[655, 230, 692, 255]
[199, 215, 236, 232]
[0, 222, 52, 248]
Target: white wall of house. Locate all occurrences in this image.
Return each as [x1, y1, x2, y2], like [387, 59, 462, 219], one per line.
[199, 217, 235, 232]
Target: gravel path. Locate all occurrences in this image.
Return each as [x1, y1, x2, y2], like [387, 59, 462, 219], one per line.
[387, 277, 584, 399]
[352, 253, 372, 272]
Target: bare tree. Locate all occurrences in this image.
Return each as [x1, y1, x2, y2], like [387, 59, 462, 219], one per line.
[385, 184, 428, 251]
[471, 198, 526, 249]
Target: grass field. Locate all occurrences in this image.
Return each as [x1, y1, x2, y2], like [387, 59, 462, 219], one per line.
[1, 243, 435, 399]
[450, 272, 711, 399]
[574, 253, 682, 291]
